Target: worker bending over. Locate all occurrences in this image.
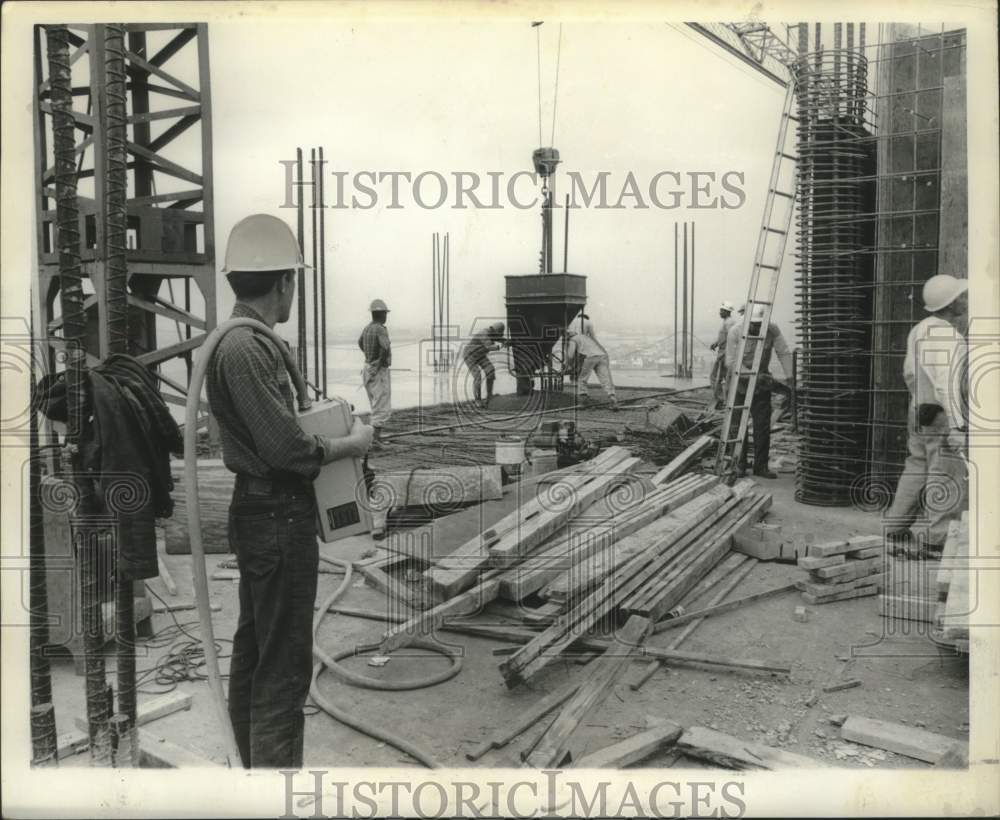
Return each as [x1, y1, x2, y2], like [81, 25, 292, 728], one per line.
[725, 303, 793, 478]
[566, 315, 618, 411]
[359, 298, 392, 448]
[206, 214, 373, 768]
[463, 321, 506, 407]
[885, 274, 968, 559]
[709, 300, 737, 404]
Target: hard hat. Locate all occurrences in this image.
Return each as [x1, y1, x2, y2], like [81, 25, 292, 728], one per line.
[922, 275, 968, 312]
[221, 214, 310, 274]
[720, 301, 735, 312]
[369, 299, 390, 313]
[750, 304, 766, 322]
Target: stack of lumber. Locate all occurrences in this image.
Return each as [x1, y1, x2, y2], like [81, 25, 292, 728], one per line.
[932, 515, 970, 653]
[164, 459, 233, 554]
[370, 465, 502, 513]
[796, 535, 885, 604]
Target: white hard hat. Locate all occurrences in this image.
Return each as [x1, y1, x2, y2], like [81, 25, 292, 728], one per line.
[369, 299, 390, 312]
[750, 304, 766, 322]
[221, 214, 309, 274]
[922, 275, 968, 312]
[720, 301, 735, 312]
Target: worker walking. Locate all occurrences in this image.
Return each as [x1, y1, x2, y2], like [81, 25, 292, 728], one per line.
[566, 315, 618, 411]
[462, 321, 506, 407]
[206, 214, 373, 768]
[725, 303, 794, 478]
[359, 299, 392, 448]
[709, 300, 737, 404]
[885, 274, 969, 559]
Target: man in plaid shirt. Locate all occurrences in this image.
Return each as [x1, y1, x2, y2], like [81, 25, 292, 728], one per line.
[207, 215, 372, 768]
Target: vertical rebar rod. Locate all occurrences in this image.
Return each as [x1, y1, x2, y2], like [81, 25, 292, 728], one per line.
[682, 222, 689, 379]
[104, 21, 138, 766]
[673, 222, 678, 376]
[690, 221, 696, 377]
[444, 232, 450, 369]
[319, 146, 327, 397]
[311, 149, 319, 389]
[431, 233, 438, 368]
[296, 147, 307, 379]
[47, 23, 112, 767]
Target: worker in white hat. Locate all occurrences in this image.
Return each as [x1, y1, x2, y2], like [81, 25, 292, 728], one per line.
[358, 298, 393, 448]
[566, 314, 619, 410]
[709, 300, 738, 404]
[207, 214, 372, 768]
[462, 321, 507, 407]
[885, 274, 969, 560]
[725, 302, 794, 478]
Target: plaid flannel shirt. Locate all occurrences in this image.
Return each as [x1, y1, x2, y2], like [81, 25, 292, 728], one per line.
[206, 303, 324, 479]
[358, 321, 391, 367]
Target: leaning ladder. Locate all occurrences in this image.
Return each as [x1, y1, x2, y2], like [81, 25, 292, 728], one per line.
[715, 83, 798, 480]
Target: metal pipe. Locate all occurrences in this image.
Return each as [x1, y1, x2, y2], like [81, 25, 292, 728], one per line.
[563, 194, 570, 273]
[690, 221, 696, 377]
[311, 148, 319, 387]
[673, 222, 678, 376]
[682, 222, 688, 379]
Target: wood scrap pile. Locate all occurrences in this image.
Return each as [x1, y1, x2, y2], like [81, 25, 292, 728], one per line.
[796, 535, 884, 604]
[373, 444, 787, 767]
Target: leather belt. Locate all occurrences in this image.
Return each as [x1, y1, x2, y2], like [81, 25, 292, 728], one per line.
[234, 473, 311, 497]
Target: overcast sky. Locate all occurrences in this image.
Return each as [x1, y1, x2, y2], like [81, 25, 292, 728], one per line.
[194, 18, 793, 342]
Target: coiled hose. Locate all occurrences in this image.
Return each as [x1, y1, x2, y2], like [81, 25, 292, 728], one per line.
[185, 318, 457, 769]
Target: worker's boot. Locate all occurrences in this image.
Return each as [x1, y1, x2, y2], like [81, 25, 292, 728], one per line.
[609, 395, 620, 412]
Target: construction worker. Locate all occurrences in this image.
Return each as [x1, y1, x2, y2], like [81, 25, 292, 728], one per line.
[462, 321, 506, 407]
[885, 274, 969, 559]
[566, 315, 618, 411]
[725, 303, 794, 478]
[358, 298, 392, 448]
[709, 300, 737, 403]
[206, 214, 373, 768]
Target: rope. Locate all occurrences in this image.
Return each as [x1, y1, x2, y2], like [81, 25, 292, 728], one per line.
[551, 23, 563, 146]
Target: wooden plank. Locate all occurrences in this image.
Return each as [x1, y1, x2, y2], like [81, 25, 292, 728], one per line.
[138, 729, 220, 767]
[650, 436, 714, 484]
[76, 691, 193, 734]
[499, 476, 718, 601]
[846, 544, 883, 560]
[358, 564, 422, 610]
[379, 578, 501, 653]
[677, 726, 827, 769]
[797, 554, 846, 571]
[487, 458, 641, 568]
[500, 488, 735, 687]
[840, 716, 964, 763]
[812, 556, 881, 581]
[542, 483, 729, 603]
[372, 465, 502, 509]
[879, 593, 937, 623]
[799, 573, 886, 598]
[807, 535, 883, 558]
[802, 583, 879, 605]
[572, 721, 683, 768]
[654, 582, 798, 633]
[465, 681, 581, 761]
[424, 448, 632, 598]
[523, 615, 651, 768]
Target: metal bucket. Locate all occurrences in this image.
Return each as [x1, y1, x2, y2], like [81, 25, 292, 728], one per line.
[495, 435, 526, 466]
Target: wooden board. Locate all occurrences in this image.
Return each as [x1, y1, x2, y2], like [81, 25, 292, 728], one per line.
[840, 716, 964, 763]
[572, 721, 682, 768]
[676, 726, 827, 769]
[522, 615, 651, 768]
[802, 584, 879, 605]
[650, 436, 713, 484]
[371, 465, 502, 509]
[879, 593, 937, 623]
[806, 535, 882, 558]
[812, 556, 881, 581]
[797, 554, 846, 571]
[75, 690, 193, 734]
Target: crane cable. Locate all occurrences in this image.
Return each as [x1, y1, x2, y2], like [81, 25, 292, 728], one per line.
[534, 22, 565, 148]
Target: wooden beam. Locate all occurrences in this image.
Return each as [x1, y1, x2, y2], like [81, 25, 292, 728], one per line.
[523, 615, 651, 768]
[677, 726, 826, 769]
[654, 581, 798, 633]
[572, 721, 682, 768]
[76, 690, 192, 734]
[840, 716, 964, 764]
[379, 578, 501, 653]
[466, 681, 581, 761]
[357, 564, 422, 611]
[650, 436, 714, 484]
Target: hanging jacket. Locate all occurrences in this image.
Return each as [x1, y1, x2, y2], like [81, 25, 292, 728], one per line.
[35, 354, 182, 579]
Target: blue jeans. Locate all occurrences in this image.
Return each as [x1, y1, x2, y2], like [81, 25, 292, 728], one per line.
[227, 478, 318, 768]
